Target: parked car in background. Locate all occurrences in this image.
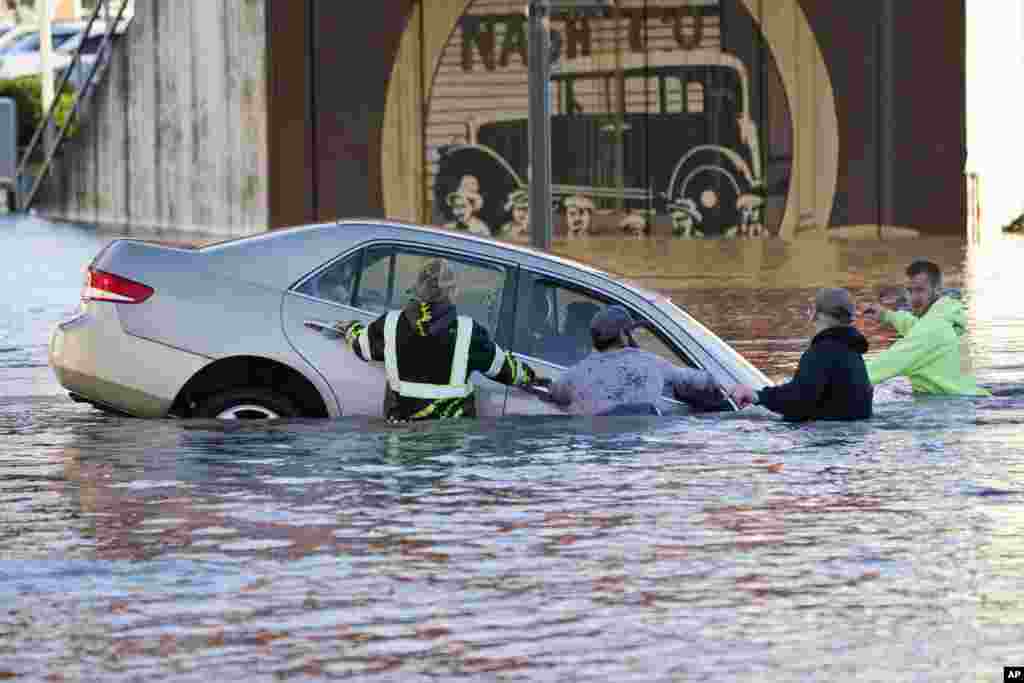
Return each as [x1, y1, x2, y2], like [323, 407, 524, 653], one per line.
[0, 24, 38, 54]
[49, 220, 769, 420]
[0, 18, 129, 81]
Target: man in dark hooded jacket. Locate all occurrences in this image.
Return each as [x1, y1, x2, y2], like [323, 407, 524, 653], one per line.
[731, 288, 873, 421]
[335, 258, 543, 422]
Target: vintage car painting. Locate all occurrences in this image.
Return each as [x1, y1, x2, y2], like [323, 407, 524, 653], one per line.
[434, 49, 766, 237]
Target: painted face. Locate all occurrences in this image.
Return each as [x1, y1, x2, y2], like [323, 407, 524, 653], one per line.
[741, 205, 761, 224]
[566, 206, 591, 234]
[458, 175, 480, 195]
[671, 210, 699, 237]
[512, 205, 528, 226]
[451, 199, 470, 223]
[672, 211, 694, 230]
[622, 219, 645, 236]
[907, 272, 937, 316]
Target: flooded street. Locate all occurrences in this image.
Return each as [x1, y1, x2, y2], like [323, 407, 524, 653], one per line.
[3, 215, 1024, 681]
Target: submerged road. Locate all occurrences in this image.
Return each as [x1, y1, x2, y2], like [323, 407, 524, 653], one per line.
[2, 215, 1024, 681]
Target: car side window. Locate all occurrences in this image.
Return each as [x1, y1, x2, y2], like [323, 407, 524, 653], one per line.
[355, 247, 393, 311]
[79, 35, 106, 55]
[352, 246, 507, 335]
[514, 277, 609, 367]
[665, 76, 685, 114]
[686, 81, 705, 114]
[624, 74, 659, 114]
[295, 251, 360, 306]
[8, 33, 40, 53]
[631, 324, 698, 370]
[515, 275, 701, 379]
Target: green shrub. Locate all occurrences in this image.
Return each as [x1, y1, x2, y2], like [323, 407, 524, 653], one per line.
[0, 75, 78, 148]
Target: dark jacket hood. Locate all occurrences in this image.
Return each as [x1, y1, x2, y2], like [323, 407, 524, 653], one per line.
[402, 300, 456, 337]
[812, 325, 869, 354]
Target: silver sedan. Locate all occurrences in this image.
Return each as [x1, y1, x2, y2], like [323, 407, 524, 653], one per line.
[49, 220, 769, 419]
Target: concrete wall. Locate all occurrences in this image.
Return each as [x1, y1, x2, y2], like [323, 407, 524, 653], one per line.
[36, 0, 268, 236]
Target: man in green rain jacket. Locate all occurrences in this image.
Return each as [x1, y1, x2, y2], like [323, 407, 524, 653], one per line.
[863, 260, 989, 396]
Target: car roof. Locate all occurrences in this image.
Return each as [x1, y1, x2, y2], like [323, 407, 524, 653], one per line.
[554, 49, 749, 78]
[200, 218, 665, 304]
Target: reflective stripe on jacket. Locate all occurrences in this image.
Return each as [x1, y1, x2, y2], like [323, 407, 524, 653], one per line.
[384, 310, 474, 400]
[342, 301, 539, 421]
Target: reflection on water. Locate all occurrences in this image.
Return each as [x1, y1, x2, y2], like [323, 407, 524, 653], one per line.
[3, 215, 1024, 680]
[552, 232, 981, 382]
[5, 398, 1024, 680]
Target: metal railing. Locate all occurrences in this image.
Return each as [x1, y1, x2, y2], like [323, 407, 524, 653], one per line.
[14, 0, 131, 211]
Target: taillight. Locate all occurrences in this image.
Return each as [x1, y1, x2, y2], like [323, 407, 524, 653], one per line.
[82, 268, 154, 304]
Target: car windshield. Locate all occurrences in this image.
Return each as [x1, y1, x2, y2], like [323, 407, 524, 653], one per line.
[654, 297, 769, 386]
[554, 66, 743, 117]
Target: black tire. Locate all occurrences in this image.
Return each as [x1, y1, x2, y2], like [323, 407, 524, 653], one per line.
[195, 388, 298, 420]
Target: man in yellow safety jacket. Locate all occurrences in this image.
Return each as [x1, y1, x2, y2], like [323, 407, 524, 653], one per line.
[863, 259, 989, 396]
[335, 259, 545, 421]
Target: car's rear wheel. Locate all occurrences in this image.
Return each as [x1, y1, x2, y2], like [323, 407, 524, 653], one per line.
[195, 388, 298, 420]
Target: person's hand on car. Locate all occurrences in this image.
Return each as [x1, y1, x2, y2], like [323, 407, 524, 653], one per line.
[531, 376, 552, 389]
[861, 303, 886, 324]
[730, 384, 757, 408]
[333, 320, 358, 337]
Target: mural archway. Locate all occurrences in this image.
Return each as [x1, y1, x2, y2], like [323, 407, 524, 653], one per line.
[383, 0, 837, 242]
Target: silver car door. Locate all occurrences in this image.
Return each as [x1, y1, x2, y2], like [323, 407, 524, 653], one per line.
[283, 244, 514, 418]
[282, 248, 384, 416]
[282, 297, 383, 416]
[502, 274, 591, 416]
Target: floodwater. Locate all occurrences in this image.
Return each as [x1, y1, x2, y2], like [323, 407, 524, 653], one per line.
[3, 214, 1024, 681]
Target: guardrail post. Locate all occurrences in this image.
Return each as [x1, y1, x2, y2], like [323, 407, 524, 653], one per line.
[0, 98, 16, 212]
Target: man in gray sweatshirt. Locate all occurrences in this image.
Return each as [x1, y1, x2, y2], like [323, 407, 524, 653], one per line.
[546, 305, 729, 416]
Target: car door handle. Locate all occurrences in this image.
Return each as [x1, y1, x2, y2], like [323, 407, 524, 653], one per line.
[518, 383, 562, 404]
[303, 319, 344, 338]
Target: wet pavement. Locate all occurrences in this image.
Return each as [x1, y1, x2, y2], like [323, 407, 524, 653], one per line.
[3, 214, 1024, 681]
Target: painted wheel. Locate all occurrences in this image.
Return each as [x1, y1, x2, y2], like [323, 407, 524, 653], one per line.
[196, 388, 298, 420]
[669, 150, 751, 238]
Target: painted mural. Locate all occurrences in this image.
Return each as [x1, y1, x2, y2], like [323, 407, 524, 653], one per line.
[424, 0, 794, 241]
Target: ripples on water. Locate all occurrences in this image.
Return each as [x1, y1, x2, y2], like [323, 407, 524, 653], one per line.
[3, 216, 1024, 680]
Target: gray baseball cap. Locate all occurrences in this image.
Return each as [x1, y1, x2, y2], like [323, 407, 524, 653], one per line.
[590, 305, 640, 345]
[815, 287, 855, 323]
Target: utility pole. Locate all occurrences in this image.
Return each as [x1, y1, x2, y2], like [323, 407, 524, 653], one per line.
[527, 0, 553, 251]
[39, 0, 55, 161]
[40, 0, 54, 112]
[878, 0, 893, 238]
[528, 1, 614, 251]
